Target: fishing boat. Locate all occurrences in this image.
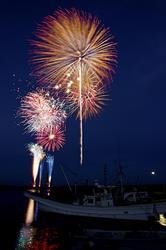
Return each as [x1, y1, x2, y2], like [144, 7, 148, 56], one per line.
[25, 187, 166, 221]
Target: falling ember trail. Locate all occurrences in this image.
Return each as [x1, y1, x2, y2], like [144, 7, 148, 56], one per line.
[79, 57, 83, 165]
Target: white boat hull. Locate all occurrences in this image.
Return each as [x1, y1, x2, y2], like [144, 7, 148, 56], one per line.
[25, 192, 166, 221]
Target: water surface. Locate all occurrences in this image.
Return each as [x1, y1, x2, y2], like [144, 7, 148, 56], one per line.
[0, 188, 166, 250]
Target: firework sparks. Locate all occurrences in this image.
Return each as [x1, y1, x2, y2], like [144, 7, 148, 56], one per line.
[31, 8, 117, 164]
[19, 89, 67, 134]
[38, 160, 44, 188]
[36, 126, 65, 152]
[65, 69, 108, 118]
[31, 9, 117, 85]
[68, 84, 108, 119]
[46, 154, 54, 188]
[28, 143, 45, 187]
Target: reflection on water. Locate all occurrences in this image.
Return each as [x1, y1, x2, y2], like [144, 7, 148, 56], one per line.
[25, 199, 35, 226]
[16, 226, 63, 250]
[16, 226, 36, 249]
[16, 198, 64, 250]
[15, 193, 166, 250]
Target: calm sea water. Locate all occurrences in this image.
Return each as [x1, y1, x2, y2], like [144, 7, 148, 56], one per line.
[0, 189, 70, 249]
[0, 189, 166, 250]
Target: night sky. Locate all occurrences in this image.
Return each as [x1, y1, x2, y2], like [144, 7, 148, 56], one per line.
[1, 0, 166, 186]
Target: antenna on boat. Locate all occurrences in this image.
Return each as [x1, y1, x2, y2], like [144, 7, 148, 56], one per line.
[114, 159, 125, 197]
[117, 162, 125, 196]
[59, 164, 72, 192]
[104, 163, 108, 186]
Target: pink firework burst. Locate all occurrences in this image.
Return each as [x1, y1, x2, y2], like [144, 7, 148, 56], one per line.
[36, 126, 65, 152]
[68, 84, 108, 119]
[19, 89, 67, 134]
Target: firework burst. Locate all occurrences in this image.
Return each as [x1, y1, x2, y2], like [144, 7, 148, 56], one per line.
[31, 8, 117, 164]
[68, 84, 108, 119]
[36, 126, 65, 152]
[31, 9, 117, 85]
[19, 89, 67, 134]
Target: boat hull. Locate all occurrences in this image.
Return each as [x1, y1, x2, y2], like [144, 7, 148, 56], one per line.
[25, 192, 166, 221]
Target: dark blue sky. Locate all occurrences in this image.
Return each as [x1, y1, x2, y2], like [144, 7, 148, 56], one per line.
[0, 0, 166, 185]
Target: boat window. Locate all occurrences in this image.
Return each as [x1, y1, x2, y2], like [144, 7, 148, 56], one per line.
[136, 192, 147, 199]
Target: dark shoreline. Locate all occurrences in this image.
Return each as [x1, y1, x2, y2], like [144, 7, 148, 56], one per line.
[0, 183, 166, 189]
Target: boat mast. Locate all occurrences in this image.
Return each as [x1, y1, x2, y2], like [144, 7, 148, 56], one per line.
[104, 163, 108, 186]
[59, 164, 72, 192]
[118, 162, 124, 197]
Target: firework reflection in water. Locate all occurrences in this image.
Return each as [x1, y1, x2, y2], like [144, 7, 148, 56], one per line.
[16, 225, 63, 249]
[25, 199, 35, 226]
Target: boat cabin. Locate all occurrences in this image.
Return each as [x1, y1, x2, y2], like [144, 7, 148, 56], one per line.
[83, 189, 114, 207]
[124, 191, 149, 203]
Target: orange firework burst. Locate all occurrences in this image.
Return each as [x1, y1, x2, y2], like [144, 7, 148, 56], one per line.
[31, 8, 117, 86]
[31, 8, 117, 164]
[36, 126, 65, 152]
